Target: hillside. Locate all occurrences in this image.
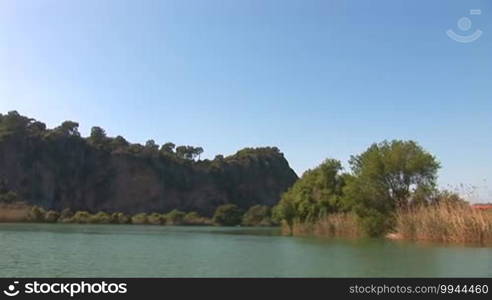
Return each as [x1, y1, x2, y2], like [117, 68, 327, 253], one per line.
[0, 111, 298, 216]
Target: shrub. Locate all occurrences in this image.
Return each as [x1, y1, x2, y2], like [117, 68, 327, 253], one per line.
[70, 211, 92, 224]
[165, 209, 186, 225]
[44, 210, 60, 223]
[131, 213, 148, 224]
[90, 211, 111, 224]
[242, 205, 274, 226]
[27, 206, 46, 222]
[183, 211, 211, 225]
[111, 212, 131, 224]
[356, 208, 395, 237]
[213, 204, 243, 226]
[147, 212, 165, 225]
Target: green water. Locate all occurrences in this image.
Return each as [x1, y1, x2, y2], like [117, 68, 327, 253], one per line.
[0, 223, 490, 277]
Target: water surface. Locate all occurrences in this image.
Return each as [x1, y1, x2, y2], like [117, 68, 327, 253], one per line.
[0, 223, 490, 277]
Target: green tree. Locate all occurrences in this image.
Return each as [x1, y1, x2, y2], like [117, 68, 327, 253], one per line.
[110, 135, 130, 152]
[88, 126, 108, 147]
[194, 147, 204, 160]
[347, 140, 440, 209]
[54, 121, 80, 137]
[242, 205, 273, 226]
[128, 143, 145, 154]
[160, 142, 176, 155]
[0, 111, 33, 135]
[345, 140, 440, 236]
[176, 145, 191, 160]
[272, 199, 296, 233]
[176, 145, 203, 160]
[144, 139, 159, 155]
[213, 204, 243, 226]
[275, 159, 346, 224]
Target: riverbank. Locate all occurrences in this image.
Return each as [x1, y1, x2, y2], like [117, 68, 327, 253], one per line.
[3, 202, 492, 246]
[0, 202, 275, 227]
[282, 203, 492, 246]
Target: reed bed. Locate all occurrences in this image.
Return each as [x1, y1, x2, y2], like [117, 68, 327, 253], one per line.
[286, 213, 363, 238]
[395, 203, 492, 245]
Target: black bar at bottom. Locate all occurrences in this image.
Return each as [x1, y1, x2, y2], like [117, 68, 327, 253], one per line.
[0, 278, 490, 299]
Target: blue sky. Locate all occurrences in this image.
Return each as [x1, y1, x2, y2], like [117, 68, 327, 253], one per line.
[0, 0, 491, 201]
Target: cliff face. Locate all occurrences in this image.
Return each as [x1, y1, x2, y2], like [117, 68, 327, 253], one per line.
[0, 114, 298, 216]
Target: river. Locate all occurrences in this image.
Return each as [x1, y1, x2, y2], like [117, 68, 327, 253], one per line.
[0, 223, 490, 277]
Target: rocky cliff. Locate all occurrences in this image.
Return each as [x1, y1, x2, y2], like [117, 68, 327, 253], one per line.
[0, 112, 298, 215]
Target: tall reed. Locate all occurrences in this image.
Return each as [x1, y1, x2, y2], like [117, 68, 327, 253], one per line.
[286, 213, 363, 238]
[395, 202, 492, 245]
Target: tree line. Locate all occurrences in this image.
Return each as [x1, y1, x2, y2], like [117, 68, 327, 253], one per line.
[23, 203, 275, 227]
[0, 111, 204, 161]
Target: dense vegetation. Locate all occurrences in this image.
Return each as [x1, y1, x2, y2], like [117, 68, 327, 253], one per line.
[0, 202, 276, 227]
[274, 140, 471, 237]
[0, 111, 297, 216]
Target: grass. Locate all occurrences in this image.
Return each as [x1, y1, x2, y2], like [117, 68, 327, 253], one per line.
[394, 202, 492, 245]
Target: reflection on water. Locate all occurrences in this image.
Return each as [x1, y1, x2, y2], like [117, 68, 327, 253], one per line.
[0, 223, 490, 277]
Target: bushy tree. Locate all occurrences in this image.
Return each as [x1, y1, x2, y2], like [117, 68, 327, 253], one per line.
[0, 111, 36, 136]
[110, 136, 130, 152]
[242, 205, 273, 226]
[144, 139, 159, 154]
[27, 206, 46, 222]
[54, 121, 80, 137]
[160, 142, 176, 155]
[272, 199, 296, 233]
[176, 146, 203, 160]
[213, 204, 243, 226]
[275, 159, 346, 224]
[214, 154, 224, 161]
[88, 126, 108, 147]
[344, 140, 440, 236]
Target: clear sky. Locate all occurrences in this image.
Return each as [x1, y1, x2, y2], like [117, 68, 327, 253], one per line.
[0, 0, 491, 202]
